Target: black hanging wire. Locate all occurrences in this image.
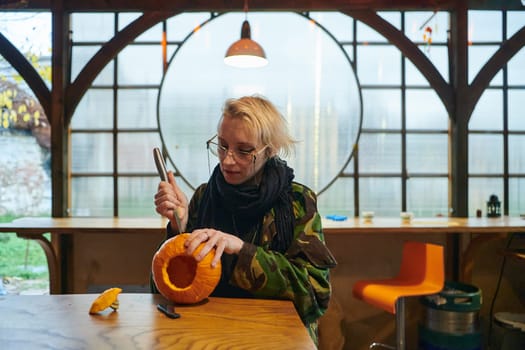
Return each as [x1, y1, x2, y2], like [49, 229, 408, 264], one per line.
[486, 233, 516, 349]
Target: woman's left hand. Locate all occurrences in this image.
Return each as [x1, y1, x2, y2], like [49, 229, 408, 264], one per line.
[184, 229, 244, 268]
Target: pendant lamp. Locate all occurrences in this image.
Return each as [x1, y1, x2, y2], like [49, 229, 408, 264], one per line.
[224, 1, 267, 68]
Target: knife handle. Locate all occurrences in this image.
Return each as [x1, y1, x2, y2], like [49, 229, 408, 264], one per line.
[157, 303, 181, 319]
[153, 147, 168, 181]
[153, 147, 183, 230]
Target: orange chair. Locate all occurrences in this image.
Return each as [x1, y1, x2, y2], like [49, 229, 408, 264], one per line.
[352, 241, 445, 350]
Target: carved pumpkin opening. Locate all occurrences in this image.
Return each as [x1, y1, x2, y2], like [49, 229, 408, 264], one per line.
[152, 233, 221, 304]
[167, 255, 197, 288]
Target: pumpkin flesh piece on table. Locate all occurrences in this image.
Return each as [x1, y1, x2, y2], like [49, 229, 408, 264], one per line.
[89, 287, 122, 314]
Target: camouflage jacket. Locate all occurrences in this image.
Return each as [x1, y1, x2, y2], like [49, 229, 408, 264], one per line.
[180, 181, 337, 343]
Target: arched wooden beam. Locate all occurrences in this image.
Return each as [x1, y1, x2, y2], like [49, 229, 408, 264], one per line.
[65, 11, 178, 125]
[467, 26, 525, 121]
[17, 232, 61, 294]
[0, 33, 51, 116]
[342, 10, 454, 115]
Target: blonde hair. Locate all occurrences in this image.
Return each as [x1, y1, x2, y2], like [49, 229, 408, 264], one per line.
[220, 95, 296, 158]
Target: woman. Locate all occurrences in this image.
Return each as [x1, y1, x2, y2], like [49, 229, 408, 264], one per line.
[154, 95, 336, 344]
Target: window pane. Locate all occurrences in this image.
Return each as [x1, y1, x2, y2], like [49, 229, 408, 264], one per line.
[71, 177, 114, 216]
[469, 11, 502, 42]
[507, 11, 525, 38]
[406, 134, 448, 174]
[357, 46, 401, 85]
[358, 134, 401, 173]
[405, 58, 429, 86]
[118, 177, 159, 217]
[166, 13, 211, 41]
[405, 12, 449, 44]
[71, 13, 115, 42]
[119, 13, 162, 42]
[71, 45, 114, 85]
[360, 178, 401, 216]
[509, 178, 525, 216]
[344, 158, 355, 174]
[117, 13, 140, 28]
[71, 133, 113, 172]
[94, 63, 114, 86]
[343, 45, 354, 61]
[378, 12, 401, 31]
[469, 178, 503, 217]
[118, 89, 158, 129]
[0, 132, 51, 216]
[310, 12, 353, 42]
[118, 45, 163, 85]
[468, 45, 502, 85]
[0, 13, 52, 220]
[406, 90, 448, 130]
[469, 89, 503, 131]
[293, 110, 356, 191]
[362, 89, 401, 129]
[405, 46, 449, 86]
[357, 21, 388, 43]
[407, 178, 448, 217]
[509, 135, 525, 174]
[507, 47, 525, 86]
[119, 174, 195, 217]
[318, 178, 354, 217]
[509, 90, 525, 130]
[469, 134, 503, 174]
[71, 89, 114, 129]
[117, 132, 162, 173]
[1, 12, 51, 60]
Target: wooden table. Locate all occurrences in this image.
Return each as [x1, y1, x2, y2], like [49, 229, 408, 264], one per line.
[0, 217, 168, 294]
[0, 293, 315, 349]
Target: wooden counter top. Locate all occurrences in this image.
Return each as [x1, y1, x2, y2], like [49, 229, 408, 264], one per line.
[322, 216, 525, 234]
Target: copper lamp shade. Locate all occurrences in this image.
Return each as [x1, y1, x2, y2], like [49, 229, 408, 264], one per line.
[224, 20, 268, 68]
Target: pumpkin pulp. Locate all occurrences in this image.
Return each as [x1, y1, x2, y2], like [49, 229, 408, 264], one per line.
[167, 255, 197, 288]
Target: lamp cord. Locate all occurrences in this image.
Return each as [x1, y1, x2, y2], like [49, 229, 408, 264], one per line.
[486, 232, 515, 350]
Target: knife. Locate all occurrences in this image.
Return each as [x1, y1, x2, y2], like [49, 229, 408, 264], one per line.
[157, 303, 181, 319]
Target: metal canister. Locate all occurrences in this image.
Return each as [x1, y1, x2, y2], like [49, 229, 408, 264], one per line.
[419, 281, 482, 350]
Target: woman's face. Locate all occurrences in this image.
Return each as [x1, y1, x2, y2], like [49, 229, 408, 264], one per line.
[217, 116, 268, 185]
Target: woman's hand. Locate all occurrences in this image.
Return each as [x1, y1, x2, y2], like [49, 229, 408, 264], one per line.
[154, 171, 188, 232]
[184, 229, 244, 268]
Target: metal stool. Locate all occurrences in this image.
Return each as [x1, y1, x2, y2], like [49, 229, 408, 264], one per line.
[491, 247, 525, 349]
[352, 241, 445, 350]
[493, 312, 525, 349]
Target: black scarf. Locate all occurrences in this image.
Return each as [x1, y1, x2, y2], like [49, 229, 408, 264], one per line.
[196, 157, 295, 253]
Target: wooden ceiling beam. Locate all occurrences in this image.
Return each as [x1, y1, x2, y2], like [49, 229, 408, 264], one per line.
[5, 0, 524, 12]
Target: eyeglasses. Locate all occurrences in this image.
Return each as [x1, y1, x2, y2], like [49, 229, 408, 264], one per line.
[206, 134, 268, 165]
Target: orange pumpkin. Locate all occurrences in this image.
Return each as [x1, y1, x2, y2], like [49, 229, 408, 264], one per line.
[152, 233, 221, 304]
